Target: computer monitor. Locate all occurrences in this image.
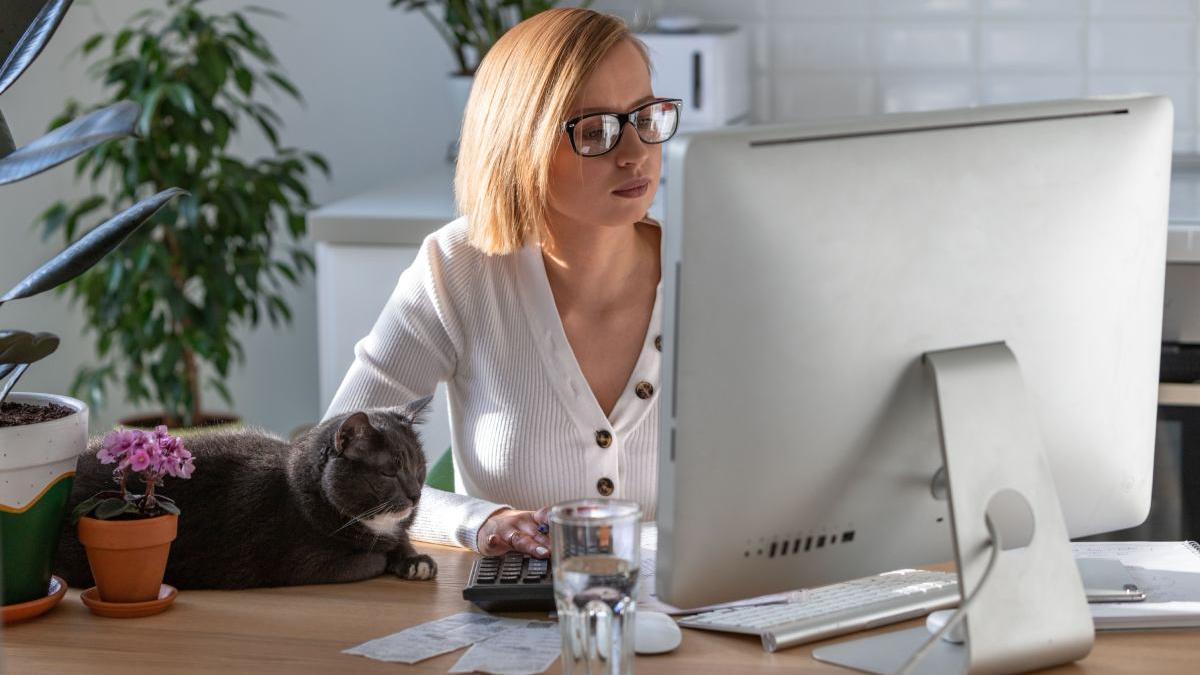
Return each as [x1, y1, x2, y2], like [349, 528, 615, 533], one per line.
[655, 97, 1172, 615]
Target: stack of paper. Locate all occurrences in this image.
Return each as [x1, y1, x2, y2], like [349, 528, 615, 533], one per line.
[1071, 541, 1200, 630]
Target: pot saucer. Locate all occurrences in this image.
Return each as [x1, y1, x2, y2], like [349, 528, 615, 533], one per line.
[2, 575, 68, 624]
[80, 584, 177, 618]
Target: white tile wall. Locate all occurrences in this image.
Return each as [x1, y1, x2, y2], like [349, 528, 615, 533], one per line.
[980, 74, 1085, 103]
[878, 0, 974, 15]
[636, 0, 1200, 152]
[981, 0, 1085, 14]
[772, 23, 873, 70]
[877, 22, 975, 69]
[775, 75, 877, 120]
[1088, 22, 1193, 72]
[980, 22, 1082, 70]
[1090, 0, 1195, 17]
[881, 74, 976, 111]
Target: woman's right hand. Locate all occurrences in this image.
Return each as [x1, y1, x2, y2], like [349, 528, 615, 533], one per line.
[478, 506, 552, 558]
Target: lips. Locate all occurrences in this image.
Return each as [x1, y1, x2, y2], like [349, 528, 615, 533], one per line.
[613, 178, 650, 198]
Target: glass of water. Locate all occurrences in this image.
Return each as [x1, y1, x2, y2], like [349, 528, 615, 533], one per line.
[550, 498, 642, 675]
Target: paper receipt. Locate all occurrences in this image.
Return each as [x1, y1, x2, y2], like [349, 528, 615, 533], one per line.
[449, 620, 561, 675]
[343, 612, 524, 664]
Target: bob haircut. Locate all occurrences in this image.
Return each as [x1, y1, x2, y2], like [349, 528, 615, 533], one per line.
[455, 8, 651, 256]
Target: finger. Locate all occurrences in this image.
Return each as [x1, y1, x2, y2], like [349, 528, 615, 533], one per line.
[510, 530, 550, 559]
[513, 516, 550, 548]
[533, 506, 553, 543]
[481, 532, 505, 556]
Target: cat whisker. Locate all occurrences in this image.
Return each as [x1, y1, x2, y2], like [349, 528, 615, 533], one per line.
[330, 501, 390, 535]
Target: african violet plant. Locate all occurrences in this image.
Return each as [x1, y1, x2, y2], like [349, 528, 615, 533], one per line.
[0, 0, 184, 415]
[70, 425, 195, 521]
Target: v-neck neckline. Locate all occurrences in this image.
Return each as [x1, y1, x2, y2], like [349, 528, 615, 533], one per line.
[515, 227, 663, 433]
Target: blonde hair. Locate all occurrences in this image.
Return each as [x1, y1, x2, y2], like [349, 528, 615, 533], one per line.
[455, 8, 650, 255]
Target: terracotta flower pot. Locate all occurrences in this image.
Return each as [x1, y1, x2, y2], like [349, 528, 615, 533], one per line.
[78, 513, 177, 603]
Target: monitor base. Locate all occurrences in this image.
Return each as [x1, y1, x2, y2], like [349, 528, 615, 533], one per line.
[814, 342, 1094, 674]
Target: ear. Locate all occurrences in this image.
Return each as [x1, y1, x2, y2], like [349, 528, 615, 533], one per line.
[334, 411, 375, 459]
[400, 395, 434, 424]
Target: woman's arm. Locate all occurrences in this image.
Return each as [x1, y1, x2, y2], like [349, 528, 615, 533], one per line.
[322, 233, 510, 551]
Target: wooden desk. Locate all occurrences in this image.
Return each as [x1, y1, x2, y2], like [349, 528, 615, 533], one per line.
[4, 544, 1197, 673]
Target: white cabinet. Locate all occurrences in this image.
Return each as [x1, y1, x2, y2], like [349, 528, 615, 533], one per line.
[308, 169, 457, 463]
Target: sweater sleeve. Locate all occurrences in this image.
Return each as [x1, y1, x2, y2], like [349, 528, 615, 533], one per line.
[322, 231, 509, 551]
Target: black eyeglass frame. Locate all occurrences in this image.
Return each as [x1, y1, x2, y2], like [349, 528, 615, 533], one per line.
[562, 98, 684, 157]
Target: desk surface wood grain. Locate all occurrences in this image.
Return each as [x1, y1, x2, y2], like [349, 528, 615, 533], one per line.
[4, 543, 1197, 673]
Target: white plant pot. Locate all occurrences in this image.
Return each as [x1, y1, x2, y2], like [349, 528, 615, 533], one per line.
[0, 392, 87, 605]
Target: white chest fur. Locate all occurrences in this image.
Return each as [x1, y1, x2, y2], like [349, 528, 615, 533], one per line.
[361, 507, 412, 536]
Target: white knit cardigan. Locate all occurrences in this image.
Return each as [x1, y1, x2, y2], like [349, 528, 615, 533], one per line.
[323, 216, 662, 550]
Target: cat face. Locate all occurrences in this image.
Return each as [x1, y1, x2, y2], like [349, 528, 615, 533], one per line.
[315, 398, 431, 535]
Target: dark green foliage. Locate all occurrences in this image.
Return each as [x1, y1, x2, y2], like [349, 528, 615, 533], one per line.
[4, 188, 185, 305]
[390, 0, 594, 75]
[0, 0, 73, 96]
[70, 492, 179, 522]
[0, 0, 187, 409]
[39, 0, 328, 427]
[0, 100, 139, 185]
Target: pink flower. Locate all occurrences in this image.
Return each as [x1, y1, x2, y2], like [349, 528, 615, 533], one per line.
[98, 425, 195, 482]
[128, 448, 152, 472]
[98, 429, 141, 465]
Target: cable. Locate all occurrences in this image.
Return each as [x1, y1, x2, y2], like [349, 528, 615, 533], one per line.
[895, 514, 1001, 675]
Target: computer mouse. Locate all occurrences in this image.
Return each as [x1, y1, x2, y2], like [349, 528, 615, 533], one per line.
[635, 611, 682, 654]
[925, 609, 966, 644]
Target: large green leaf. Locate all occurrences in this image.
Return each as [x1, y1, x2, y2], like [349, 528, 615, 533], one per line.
[0, 109, 13, 158]
[0, 0, 74, 97]
[0, 100, 139, 185]
[0, 330, 58, 365]
[0, 187, 186, 306]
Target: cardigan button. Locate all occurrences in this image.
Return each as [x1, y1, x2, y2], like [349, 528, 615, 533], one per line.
[655, 335, 662, 352]
[595, 429, 613, 448]
[635, 381, 655, 399]
[597, 477, 615, 496]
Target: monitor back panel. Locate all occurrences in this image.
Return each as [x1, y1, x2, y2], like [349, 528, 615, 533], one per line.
[656, 97, 1172, 609]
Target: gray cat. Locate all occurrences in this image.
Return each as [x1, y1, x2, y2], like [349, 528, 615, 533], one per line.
[53, 397, 437, 590]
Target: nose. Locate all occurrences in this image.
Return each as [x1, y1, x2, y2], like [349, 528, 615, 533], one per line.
[403, 479, 423, 503]
[613, 120, 650, 168]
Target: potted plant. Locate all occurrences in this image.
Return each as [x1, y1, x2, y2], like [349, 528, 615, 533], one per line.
[40, 0, 328, 431]
[389, 0, 594, 160]
[0, 0, 183, 624]
[69, 425, 194, 616]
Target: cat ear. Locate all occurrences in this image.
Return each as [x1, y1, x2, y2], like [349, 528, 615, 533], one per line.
[399, 395, 434, 424]
[334, 411, 375, 458]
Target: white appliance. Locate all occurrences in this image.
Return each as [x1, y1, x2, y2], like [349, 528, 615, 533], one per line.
[636, 25, 751, 132]
[636, 24, 751, 221]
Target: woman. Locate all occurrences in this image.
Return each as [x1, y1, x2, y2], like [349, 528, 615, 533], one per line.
[323, 7, 680, 559]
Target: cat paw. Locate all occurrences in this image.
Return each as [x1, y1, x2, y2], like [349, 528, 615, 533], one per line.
[392, 554, 438, 581]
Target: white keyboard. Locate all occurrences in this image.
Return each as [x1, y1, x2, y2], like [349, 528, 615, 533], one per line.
[676, 569, 960, 652]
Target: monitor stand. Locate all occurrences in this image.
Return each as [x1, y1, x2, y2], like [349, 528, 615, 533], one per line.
[813, 342, 1094, 674]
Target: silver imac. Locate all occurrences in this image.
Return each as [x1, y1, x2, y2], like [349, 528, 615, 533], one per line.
[656, 97, 1172, 672]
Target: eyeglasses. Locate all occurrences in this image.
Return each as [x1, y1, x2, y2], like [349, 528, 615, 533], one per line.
[562, 98, 683, 157]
